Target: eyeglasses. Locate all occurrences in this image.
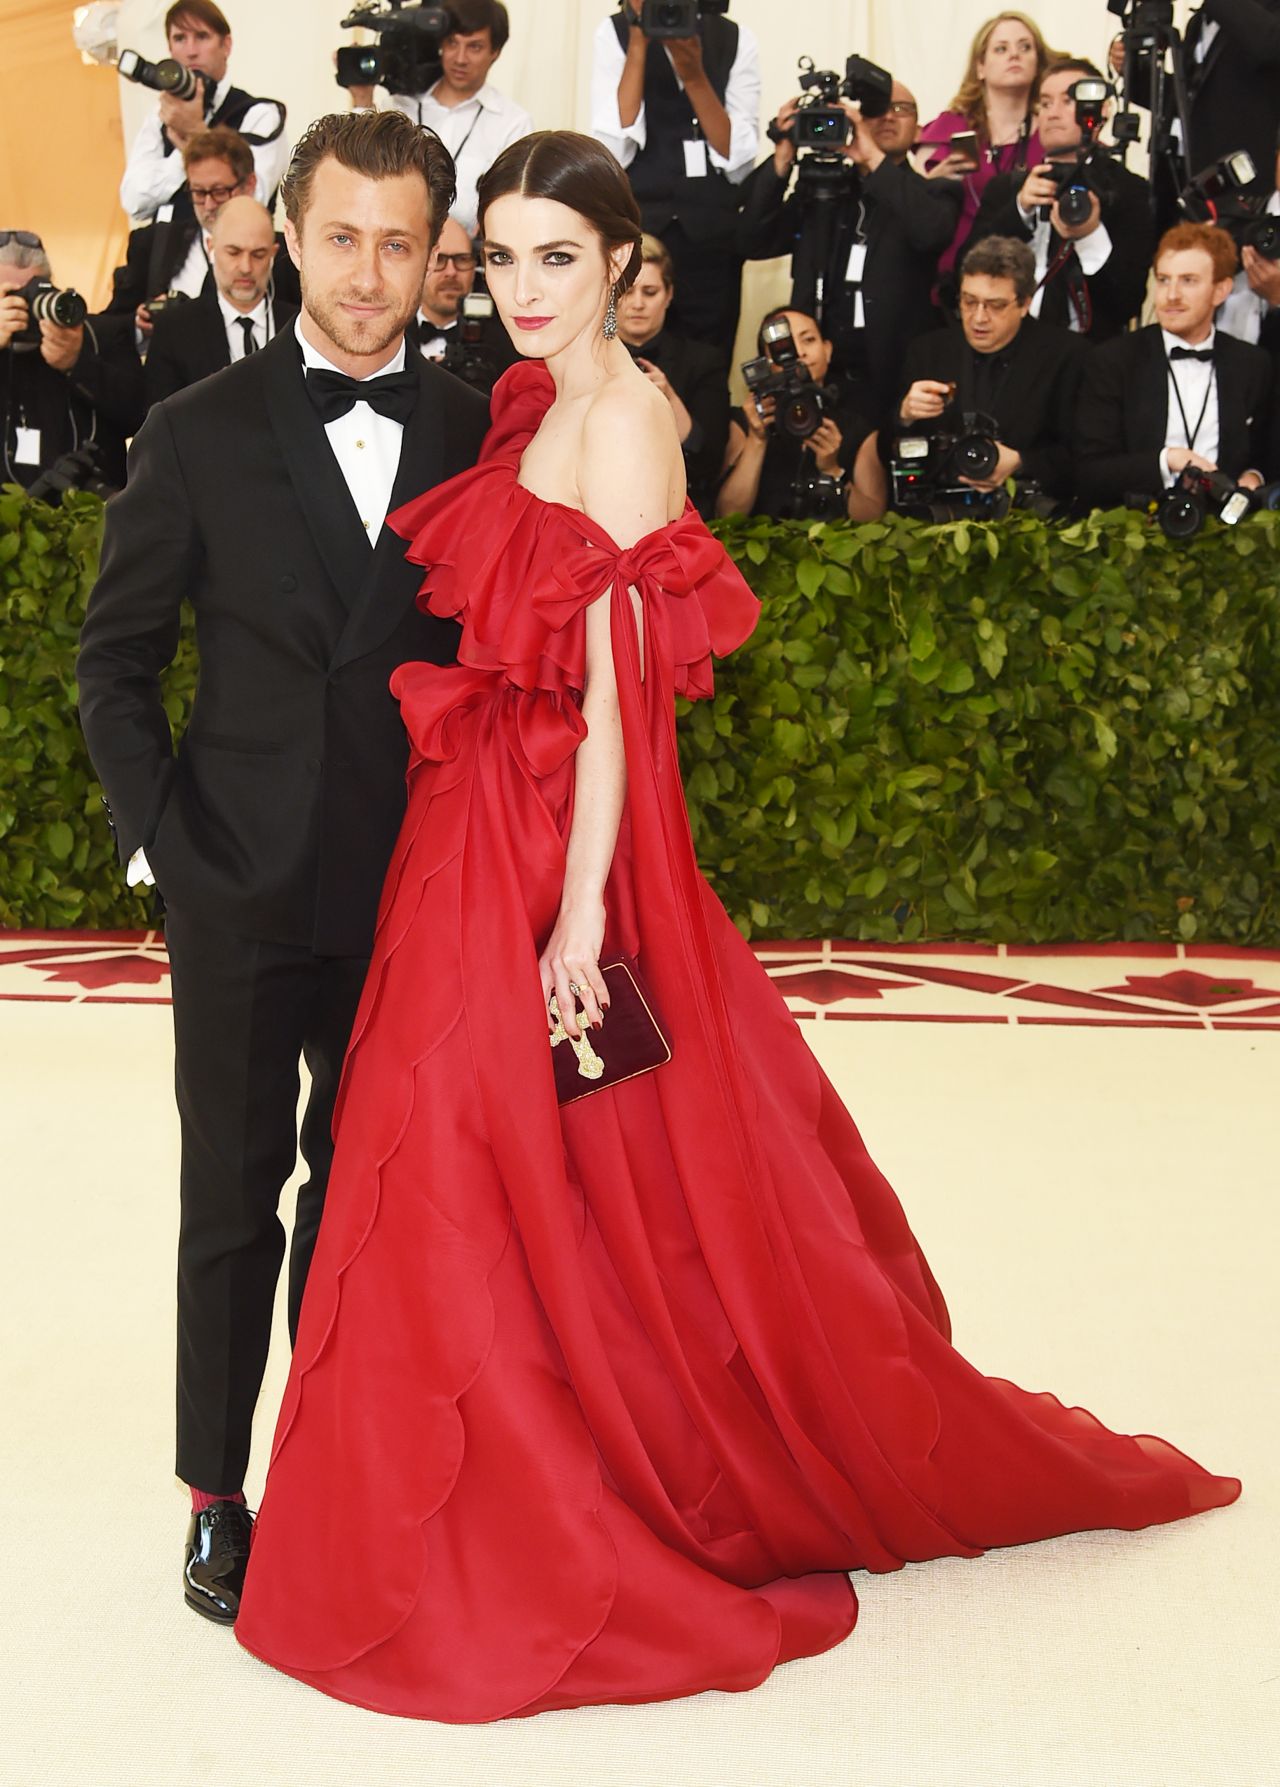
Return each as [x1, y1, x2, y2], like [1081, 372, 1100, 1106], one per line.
[188, 183, 240, 205]
[959, 294, 1016, 314]
[430, 252, 477, 272]
[884, 101, 918, 116]
[0, 230, 43, 249]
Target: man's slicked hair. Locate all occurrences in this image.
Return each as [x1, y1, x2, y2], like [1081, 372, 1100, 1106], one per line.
[281, 111, 456, 243]
[960, 233, 1038, 303]
[165, 0, 231, 38]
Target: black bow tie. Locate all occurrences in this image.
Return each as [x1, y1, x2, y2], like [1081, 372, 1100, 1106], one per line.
[305, 365, 418, 425]
[1169, 345, 1214, 363]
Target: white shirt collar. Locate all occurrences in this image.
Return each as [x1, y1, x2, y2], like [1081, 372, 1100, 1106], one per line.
[218, 292, 268, 330]
[1160, 324, 1217, 357]
[294, 314, 407, 378]
[427, 79, 499, 114]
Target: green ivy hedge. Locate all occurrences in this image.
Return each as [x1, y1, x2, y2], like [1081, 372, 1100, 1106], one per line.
[2, 483, 1278, 941]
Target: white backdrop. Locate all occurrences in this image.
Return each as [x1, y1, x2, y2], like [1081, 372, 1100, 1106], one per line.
[114, 0, 1200, 168]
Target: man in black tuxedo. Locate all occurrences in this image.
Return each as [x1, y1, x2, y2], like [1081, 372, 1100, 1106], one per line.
[408, 214, 519, 395]
[1075, 222, 1275, 509]
[739, 79, 960, 426]
[967, 59, 1154, 343]
[144, 197, 298, 405]
[77, 110, 488, 1626]
[894, 235, 1085, 506]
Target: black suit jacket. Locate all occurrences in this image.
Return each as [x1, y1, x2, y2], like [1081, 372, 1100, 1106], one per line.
[144, 288, 299, 406]
[1186, 0, 1280, 190]
[896, 317, 1085, 498]
[626, 327, 729, 518]
[1, 313, 144, 491]
[739, 154, 961, 424]
[108, 223, 301, 317]
[1074, 324, 1276, 507]
[77, 328, 490, 956]
[967, 158, 1156, 341]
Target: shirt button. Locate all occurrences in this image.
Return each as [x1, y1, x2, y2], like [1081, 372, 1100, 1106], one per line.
[362, 519, 370, 530]
[355, 439, 365, 450]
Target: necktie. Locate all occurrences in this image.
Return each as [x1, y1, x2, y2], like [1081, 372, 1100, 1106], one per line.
[306, 366, 419, 425]
[237, 316, 257, 358]
[1169, 346, 1214, 363]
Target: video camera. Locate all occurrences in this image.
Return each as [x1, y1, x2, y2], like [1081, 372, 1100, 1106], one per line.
[739, 314, 834, 441]
[5, 278, 88, 350]
[1156, 466, 1254, 540]
[1037, 78, 1115, 229]
[891, 402, 1010, 520]
[636, 0, 729, 39]
[336, 1, 448, 94]
[117, 49, 215, 106]
[769, 53, 894, 180]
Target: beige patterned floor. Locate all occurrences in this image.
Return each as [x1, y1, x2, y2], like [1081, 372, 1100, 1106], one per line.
[3, 952, 1276, 1787]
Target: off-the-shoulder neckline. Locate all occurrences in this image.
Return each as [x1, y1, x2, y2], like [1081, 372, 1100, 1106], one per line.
[510, 471, 699, 560]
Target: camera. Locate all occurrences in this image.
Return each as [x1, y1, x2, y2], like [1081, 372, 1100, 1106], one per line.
[1036, 78, 1113, 230]
[6, 278, 88, 350]
[1242, 213, 1280, 261]
[143, 291, 191, 319]
[784, 470, 846, 522]
[336, 1, 449, 94]
[637, 0, 729, 41]
[776, 52, 894, 155]
[891, 405, 1004, 518]
[26, 443, 118, 504]
[437, 294, 502, 392]
[116, 48, 214, 105]
[1156, 466, 1253, 539]
[1179, 150, 1257, 222]
[740, 315, 833, 440]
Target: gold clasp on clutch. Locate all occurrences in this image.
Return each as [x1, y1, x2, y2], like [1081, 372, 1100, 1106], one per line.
[548, 995, 605, 1081]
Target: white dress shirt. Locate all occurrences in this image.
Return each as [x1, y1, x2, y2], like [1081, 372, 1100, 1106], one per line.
[384, 82, 533, 234]
[1158, 325, 1220, 485]
[119, 77, 289, 224]
[1015, 191, 1114, 331]
[218, 293, 273, 359]
[294, 317, 407, 543]
[589, 17, 760, 184]
[1218, 189, 1280, 346]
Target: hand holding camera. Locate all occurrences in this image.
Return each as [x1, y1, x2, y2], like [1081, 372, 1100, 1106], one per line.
[802, 415, 845, 478]
[1242, 244, 1280, 305]
[899, 378, 952, 423]
[0, 279, 87, 364]
[157, 87, 207, 149]
[0, 287, 29, 353]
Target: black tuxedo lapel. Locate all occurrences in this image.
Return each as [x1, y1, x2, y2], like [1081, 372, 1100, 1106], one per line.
[331, 357, 445, 672]
[1136, 327, 1171, 450]
[193, 293, 232, 376]
[259, 329, 373, 617]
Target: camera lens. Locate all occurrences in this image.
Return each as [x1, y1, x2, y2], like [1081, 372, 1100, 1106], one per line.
[1244, 218, 1280, 261]
[1157, 491, 1206, 540]
[953, 434, 999, 481]
[1057, 183, 1093, 229]
[780, 389, 822, 438]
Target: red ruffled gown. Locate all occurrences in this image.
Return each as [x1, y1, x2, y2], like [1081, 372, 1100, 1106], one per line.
[235, 363, 1239, 1721]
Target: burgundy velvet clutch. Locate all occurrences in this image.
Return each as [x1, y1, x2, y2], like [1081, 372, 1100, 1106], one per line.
[550, 957, 672, 1105]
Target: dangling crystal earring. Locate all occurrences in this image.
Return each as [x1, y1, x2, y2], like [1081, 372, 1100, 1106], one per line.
[603, 283, 618, 340]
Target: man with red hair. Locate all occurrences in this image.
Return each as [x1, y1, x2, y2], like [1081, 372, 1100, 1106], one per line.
[1075, 221, 1277, 508]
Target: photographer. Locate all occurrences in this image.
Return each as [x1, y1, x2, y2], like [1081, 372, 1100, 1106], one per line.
[1217, 128, 1280, 351]
[119, 2, 288, 226]
[1075, 221, 1275, 508]
[967, 59, 1154, 341]
[346, 2, 532, 236]
[615, 232, 728, 517]
[110, 128, 300, 338]
[716, 307, 886, 521]
[738, 75, 959, 428]
[409, 216, 519, 393]
[143, 198, 297, 407]
[1112, 0, 1280, 220]
[1, 233, 144, 492]
[591, 1, 760, 356]
[895, 235, 1084, 507]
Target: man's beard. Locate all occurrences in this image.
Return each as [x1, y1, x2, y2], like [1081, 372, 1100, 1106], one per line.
[300, 275, 415, 360]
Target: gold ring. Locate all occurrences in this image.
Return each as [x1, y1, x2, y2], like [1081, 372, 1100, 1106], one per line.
[568, 980, 583, 996]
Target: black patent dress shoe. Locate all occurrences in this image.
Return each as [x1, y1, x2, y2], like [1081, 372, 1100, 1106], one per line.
[183, 1500, 255, 1625]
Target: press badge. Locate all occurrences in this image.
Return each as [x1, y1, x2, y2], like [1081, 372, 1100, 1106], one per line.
[844, 243, 868, 284]
[683, 139, 708, 178]
[14, 427, 41, 466]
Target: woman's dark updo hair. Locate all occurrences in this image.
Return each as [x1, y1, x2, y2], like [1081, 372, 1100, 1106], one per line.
[476, 130, 644, 294]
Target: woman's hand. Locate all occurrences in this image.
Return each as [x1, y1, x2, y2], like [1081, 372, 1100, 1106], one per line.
[924, 149, 978, 180]
[803, 416, 845, 478]
[539, 901, 609, 1040]
[743, 392, 774, 440]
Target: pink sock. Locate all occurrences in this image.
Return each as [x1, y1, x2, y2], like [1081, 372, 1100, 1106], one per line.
[190, 1486, 247, 1514]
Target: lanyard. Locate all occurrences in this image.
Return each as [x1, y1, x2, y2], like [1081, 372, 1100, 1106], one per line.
[1166, 354, 1215, 452]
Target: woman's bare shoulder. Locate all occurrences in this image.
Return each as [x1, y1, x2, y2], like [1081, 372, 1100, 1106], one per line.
[578, 373, 682, 548]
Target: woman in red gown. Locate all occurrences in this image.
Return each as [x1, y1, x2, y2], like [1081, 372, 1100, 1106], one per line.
[235, 133, 1239, 1721]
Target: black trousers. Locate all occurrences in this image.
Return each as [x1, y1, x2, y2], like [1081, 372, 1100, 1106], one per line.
[164, 906, 368, 1494]
[644, 213, 743, 365]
